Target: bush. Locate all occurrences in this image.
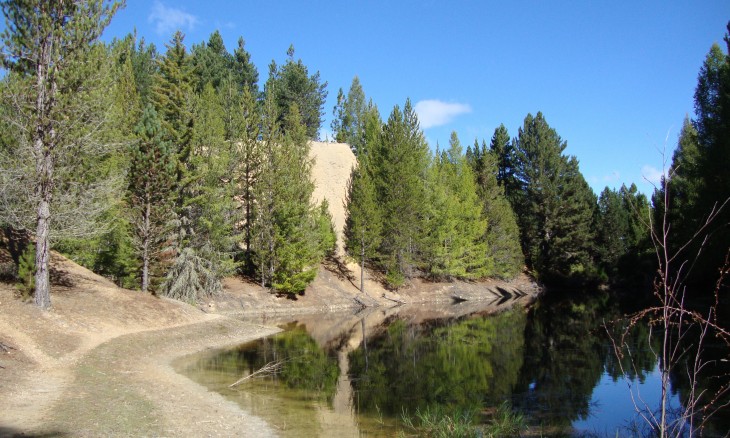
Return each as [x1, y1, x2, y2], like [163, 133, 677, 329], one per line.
[15, 244, 35, 300]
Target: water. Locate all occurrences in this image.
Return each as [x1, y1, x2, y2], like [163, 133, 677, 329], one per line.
[177, 293, 729, 437]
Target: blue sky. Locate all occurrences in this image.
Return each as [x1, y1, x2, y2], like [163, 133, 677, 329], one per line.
[102, 0, 729, 196]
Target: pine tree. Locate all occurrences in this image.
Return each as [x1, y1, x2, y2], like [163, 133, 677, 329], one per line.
[232, 36, 259, 95]
[269, 104, 321, 293]
[191, 30, 233, 92]
[344, 154, 382, 294]
[331, 76, 367, 152]
[655, 27, 730, 288]
[489, 124, 517, 196]
[371, 99, 431, 287]
[152, 31, 196, 257]
[183, 82, 237, 277]
[127, 104, 175, 292]
[251, 96, 323, 294]
[266, 45, 328, 139]
[595, 187, 629, 277]
[691, 34, 730, 281]
[511, 112, 596, 283]
[466, 136, 523, 279]
[0, 0, 123, 309]
[426, 132, 488, 280]
[653, 118, 702, 256]
[233, 85, 263, 273]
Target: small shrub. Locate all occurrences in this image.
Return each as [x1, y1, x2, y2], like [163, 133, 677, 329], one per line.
[15, 245, 35, 300]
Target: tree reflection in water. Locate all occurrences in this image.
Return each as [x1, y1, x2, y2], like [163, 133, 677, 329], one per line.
[189, 293, 728, 436]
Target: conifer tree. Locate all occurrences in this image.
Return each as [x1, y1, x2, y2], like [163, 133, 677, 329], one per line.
[511, 112, 596, 282]
[426, 132, 488, 280]
[344, 154, 382, 294]
[127, 104, 175, 292]
[595, 187, 629, 277]
[371, 99, 431, 286]
[0, 0, 123, 309]
[466, 136, 524, 279]
[331, 76, 367, 152]
[191, 30, 233, 92]
[266, 45, 327, 139]
[652, 118, 702, 256]
[252, 92, 280, 287]
[489, 124, 517, 195]
[232, 36, 259, 95]
[152, 31, 196, 256]
[269, 104, 321, 293]
[234, 85, 263, 273]
[654, 28, 730, 288]
[251, 94, 323, 293]
[689, 35, 730, 281]
[185, 82, 236, 273]
[131, 36, 158, 105]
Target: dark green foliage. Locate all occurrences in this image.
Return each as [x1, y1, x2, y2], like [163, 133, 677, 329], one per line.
[371, 99, 431, 287]
[510, 112, 597, 283]
[344, 153, 383, 293]
[265, 45, 328, 139]
[467, 134, 523, 279]
[653, 25, 730, 289]
[191, 30, 233, 92]
[489, 124, 517, 196]
[252, 99, 324, 294]
[597, 184, 652, 285]
[232, 37, 259, 94]
[127, 104, 175, 292]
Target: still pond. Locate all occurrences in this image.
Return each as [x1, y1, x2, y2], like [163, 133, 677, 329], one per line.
[177, 292, 729, 437]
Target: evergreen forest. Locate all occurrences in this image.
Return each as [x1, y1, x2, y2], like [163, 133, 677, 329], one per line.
[0, 1, 728, 310]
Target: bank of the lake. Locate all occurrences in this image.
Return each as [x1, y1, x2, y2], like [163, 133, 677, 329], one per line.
[0, 251, 539, 437]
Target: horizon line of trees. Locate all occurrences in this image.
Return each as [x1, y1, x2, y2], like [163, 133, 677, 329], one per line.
[0, 1, 726, 310]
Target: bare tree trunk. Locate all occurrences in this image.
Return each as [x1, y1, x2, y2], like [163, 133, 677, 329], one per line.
[33, 33, 54, 310]
[141, 198, 151, 292]
[34, 197, 51, 310]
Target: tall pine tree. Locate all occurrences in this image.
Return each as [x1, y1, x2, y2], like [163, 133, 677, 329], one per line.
[266, 45, 327, 139]
[371, 99, 431, 287]
[127, 105, 175, 292]
[0, 0, 123, 309]
[426, 133, 488, 280]
[511, 112, 596, 283]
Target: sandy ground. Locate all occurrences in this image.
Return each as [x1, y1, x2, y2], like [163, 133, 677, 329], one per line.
[0, 254, 282, 437]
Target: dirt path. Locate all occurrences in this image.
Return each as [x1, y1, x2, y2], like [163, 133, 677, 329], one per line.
[1, 307, 281, 437]
[0, 253, 285, 437]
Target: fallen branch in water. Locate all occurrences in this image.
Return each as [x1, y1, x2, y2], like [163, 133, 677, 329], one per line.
[382, 292, 406, 305]
[228, 360, 283, 388]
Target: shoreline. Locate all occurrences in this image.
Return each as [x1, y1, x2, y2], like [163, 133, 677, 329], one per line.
[0, 254, 540, 437]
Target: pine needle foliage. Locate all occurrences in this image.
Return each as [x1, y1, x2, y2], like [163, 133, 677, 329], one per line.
[160, 247, 221, 303]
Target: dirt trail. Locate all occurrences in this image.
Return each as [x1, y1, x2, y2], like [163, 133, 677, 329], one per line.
[0, 255, 281, 437]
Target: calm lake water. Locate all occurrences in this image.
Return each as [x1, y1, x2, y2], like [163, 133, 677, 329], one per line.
[177, 292, 729, 437]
